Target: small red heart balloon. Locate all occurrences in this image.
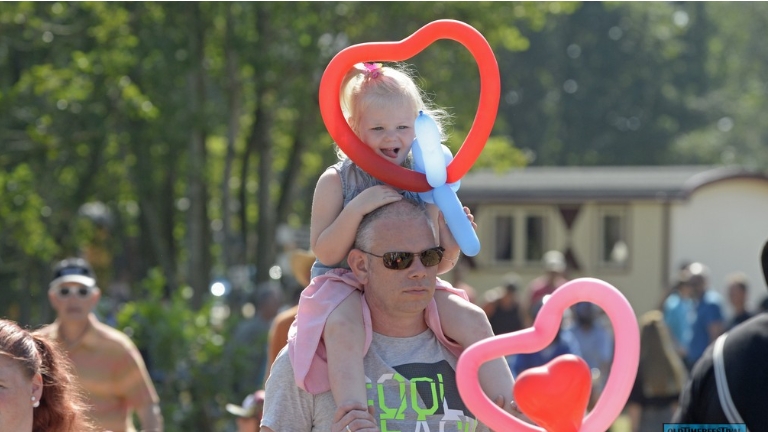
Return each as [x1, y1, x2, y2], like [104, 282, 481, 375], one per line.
[318, 20, 500, 192]
[513, 354, 592, 432]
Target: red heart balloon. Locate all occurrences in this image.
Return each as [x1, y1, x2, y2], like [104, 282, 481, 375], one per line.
[318, 20, 500, 192]
[513, 355, 592, 432]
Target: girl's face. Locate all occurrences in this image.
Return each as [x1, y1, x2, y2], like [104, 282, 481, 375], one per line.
[0, 355, 41, 432]
[357, 102, 416, 166]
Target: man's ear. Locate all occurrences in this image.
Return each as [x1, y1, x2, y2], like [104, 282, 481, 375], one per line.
[48, 289, 61, 312]
[88, 287, 102, 309]
[348, 249, 370, 285]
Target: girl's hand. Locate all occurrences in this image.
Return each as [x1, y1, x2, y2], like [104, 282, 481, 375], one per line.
[464, 206, 477, 230]
[437, 206, 477, 248]
[348, 185, 402, 217]
[433, 205, 475, 273]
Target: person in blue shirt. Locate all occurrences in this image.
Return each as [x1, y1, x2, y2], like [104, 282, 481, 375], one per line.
[662, 270, 695, 361]
[683, 263, 724, 370]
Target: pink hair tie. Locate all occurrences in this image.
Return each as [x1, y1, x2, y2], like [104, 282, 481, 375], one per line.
[363, 62, 382, 79]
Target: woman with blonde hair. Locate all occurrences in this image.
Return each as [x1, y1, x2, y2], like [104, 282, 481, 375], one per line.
[0, 318, 96, 432]
[627, 310, 688, 431]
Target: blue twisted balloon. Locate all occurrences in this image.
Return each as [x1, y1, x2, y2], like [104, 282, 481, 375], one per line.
[412, 112, 481, 256]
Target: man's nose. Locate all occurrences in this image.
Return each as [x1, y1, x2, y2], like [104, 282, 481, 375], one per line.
[407, 255, 428, 278]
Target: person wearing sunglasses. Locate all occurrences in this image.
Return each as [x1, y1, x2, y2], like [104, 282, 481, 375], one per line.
[262, 199, 509, 432]
[37, 257, 163, 432]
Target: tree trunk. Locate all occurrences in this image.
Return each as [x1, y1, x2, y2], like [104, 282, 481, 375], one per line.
[275, 113, 309, 227]
[186, 4, 211, 309]
[253, 5, 275, 285]
[222, 3, 241, 270]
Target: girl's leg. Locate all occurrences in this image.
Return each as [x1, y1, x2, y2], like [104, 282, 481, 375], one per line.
[324, 291, 368, 408]
[434, 290, 515, 412]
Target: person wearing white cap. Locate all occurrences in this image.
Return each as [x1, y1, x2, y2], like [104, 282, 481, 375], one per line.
[227, 390, 265, 432]
[38, 257, 163, 432]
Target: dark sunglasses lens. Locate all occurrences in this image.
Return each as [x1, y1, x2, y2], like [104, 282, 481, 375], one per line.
[420, 248, 443, 267]
[383, 252, 414, 270]
[57, 287, 90, 297]
[380, 248, 443, 269]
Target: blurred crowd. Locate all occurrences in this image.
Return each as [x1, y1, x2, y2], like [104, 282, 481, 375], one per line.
[470, 248, 768, 432]
[3, 241, 767, 432]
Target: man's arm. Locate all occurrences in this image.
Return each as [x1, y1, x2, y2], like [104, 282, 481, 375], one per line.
[706, 302, 724, 343]
[137, 402, 163, 432]
[708, 320, 724, 344]
[114, 337, 162, 432]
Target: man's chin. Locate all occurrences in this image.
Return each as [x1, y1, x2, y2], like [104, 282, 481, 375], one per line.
[399, 292, 433, 309]
[62, 310, 89, 321]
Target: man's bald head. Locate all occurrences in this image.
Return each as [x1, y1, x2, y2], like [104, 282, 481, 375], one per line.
[353, 199, 434, 252]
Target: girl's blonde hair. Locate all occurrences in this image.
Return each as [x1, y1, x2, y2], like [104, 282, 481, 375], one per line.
[638, 310, 688, 398]
[337, 62, 450, 160]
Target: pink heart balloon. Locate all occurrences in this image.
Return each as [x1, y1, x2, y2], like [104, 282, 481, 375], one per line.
[456, 278, 640, 432]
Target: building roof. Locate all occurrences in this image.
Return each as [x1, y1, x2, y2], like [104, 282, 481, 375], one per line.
[456, 165, 768, 203]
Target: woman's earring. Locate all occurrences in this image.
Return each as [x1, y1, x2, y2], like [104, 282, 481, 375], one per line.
[32, 396, 40, 408]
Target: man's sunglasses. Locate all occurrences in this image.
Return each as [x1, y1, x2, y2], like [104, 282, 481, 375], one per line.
[55, 286, 93, 298]
[359, 246, 444, 270]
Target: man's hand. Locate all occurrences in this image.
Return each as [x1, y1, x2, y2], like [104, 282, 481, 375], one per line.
[331, 402, 378, 432]
[495, 395, 533, 424]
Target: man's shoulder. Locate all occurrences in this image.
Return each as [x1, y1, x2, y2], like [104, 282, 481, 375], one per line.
[700, 292, 724, 317]
[267, 347, 306, 392]
[270, 347, 293, 376]
[262, 349, 336, 431]
[703, 290, 722, 303]
[727, 313, 768, 349]
[35, 322, 58, 338]
[663, 293, 681, 308]
[90, 319, 141, 352]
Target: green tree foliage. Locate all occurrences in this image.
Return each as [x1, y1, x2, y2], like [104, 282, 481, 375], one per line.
[496, 2, 716, 165]
[1, 1, 557, 320]
[669, 2, 768, 167]
[116, 268, 238, 431]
